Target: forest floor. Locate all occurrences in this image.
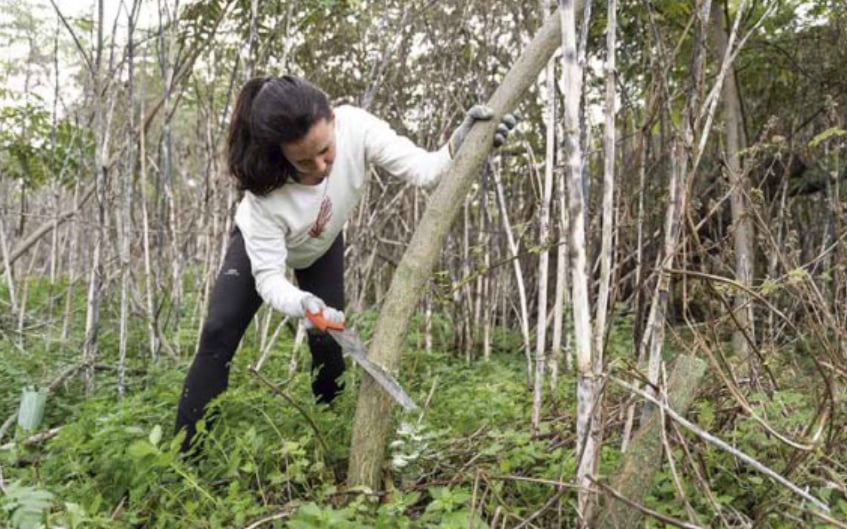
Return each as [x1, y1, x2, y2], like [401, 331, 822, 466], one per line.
[1, 293, 845, 528]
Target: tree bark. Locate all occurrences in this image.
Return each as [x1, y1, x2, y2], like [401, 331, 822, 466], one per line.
[346, 10, 566, 491]
[593, 355, 707, 529]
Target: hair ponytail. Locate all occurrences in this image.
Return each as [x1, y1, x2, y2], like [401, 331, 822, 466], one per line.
[227, 75, 332, 195]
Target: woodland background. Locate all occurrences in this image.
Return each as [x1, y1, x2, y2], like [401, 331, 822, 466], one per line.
[0, 0, 846, 527]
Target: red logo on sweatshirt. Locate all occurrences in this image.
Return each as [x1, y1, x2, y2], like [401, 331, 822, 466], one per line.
[309, 196, 333, 238]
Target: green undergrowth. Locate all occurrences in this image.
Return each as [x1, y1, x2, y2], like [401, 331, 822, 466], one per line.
[0, 283, 584, 528]
[0, 325, 581, 528]
[1, 280, 845, 527]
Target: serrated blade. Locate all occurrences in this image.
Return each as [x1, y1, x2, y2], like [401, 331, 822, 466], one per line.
[327, 329, 418, 412]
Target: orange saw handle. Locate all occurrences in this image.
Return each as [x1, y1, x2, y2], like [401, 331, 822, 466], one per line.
[305, 309, 345, 333]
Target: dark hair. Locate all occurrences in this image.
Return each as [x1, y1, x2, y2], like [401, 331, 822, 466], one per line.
[227, 75, 333, 195]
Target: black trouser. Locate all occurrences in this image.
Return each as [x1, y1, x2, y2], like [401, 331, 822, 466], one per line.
[174, 229, 345, 453]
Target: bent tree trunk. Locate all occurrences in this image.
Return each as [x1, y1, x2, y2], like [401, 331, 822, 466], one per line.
[347, 10, 567, 490]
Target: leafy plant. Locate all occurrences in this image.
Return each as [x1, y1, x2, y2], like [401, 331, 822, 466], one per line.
[1, 481, 53, 529]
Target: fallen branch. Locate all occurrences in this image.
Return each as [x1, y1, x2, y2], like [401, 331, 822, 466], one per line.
[609, 374, 830, 512]
[0, 427, 62, 451]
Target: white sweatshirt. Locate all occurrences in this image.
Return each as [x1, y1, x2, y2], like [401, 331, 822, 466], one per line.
[234, 104, 452, 317]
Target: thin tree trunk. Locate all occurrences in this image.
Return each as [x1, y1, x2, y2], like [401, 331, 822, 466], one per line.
[532, 46, 557, 430]
[559, 0, 596, 519]
[474, 214, 486, 360]
[82, 0, 107, 394]
[196, 54, 240, 353]
[481, 224, 491, 361]
[246, 0, 258, 77]
[622, 16, 664, 452]
[197, 103, 216, 352]
[643, 0, 712, 422]
[641, 140, 683, 417]
[550, 171, 571, 385]
[139, 42, 159, 362]
[118, 0, 141, 397]
[46, 27, 62, 354]
[492, 161, 533, 384]
[46, 181, 60, 355]
[594, 0, 616, 376]
[424, 294, 433, 354]
[710, 3, 755, 375]
[577, 0, 593, 230]
[622, 127, 651, 452]
[360, 4, 412, 110]
[17, 248, 40, 347]
[827, 143, 845, 332]
[347, 10, 566, 491]
[461, 195, 473, 361]
[0, 218, 19, 316]
[61, 179, 81, 343]
[159, 0, 182, 352]
[581, 0, 617, 494]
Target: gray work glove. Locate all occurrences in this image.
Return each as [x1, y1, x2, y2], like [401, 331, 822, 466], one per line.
[301, 294, 345, 332]
[448, 105, 519, 157]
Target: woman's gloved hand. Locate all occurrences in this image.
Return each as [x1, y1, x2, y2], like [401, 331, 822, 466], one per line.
[301, 294, 345, 332]
[448, 105, 520, 157]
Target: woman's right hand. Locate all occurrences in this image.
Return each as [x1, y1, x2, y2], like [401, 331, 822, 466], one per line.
[301, 295, 345, 332]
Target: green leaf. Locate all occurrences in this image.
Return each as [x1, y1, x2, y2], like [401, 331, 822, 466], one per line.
[127, 440, 157, 459]
[148, 424, 163, 447]
[2, 481, 53, 529]
[63, 502, 88, 529]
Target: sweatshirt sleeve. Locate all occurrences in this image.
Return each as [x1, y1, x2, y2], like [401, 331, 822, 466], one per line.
[358, 107, 452, 188]
[234, 194, 310, 317]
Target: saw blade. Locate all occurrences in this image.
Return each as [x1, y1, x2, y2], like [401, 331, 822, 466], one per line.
[327, 329, 418, 412]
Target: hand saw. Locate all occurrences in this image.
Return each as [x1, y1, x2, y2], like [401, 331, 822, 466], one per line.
[305, 311, 418, 412]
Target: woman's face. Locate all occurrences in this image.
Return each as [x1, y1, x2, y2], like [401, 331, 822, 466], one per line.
[281, 117, 336, 186]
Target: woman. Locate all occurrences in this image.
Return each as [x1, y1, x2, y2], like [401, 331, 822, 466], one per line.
[174, 75, 516, 453]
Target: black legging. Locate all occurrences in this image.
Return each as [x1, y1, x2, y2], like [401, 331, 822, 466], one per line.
[174, 228, 345, 453]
